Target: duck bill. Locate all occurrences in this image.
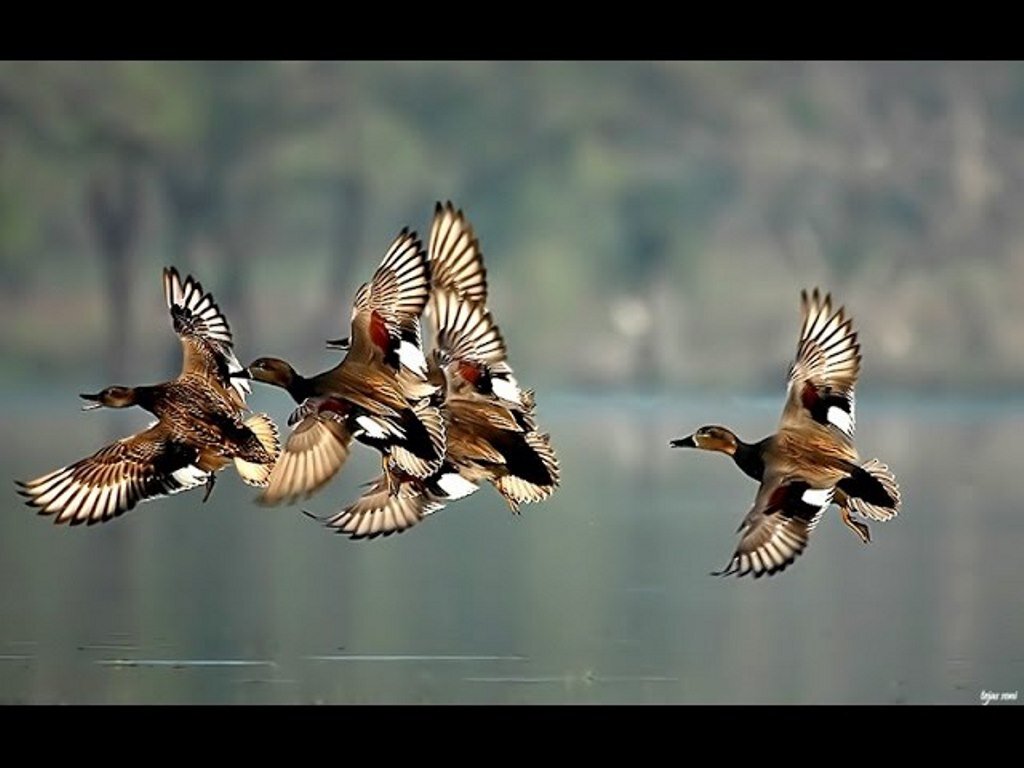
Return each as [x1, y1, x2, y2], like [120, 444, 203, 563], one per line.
[79, 392, 103, 411]
[669, 434, 696, 448]
[325, 337, 351, 351]
[230, 368, 252, 380]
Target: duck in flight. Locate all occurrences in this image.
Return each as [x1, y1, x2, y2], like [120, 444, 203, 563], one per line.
[17, 268, 280, 524]
[670, 289, 901, 577]
[238, 228, 445, 505]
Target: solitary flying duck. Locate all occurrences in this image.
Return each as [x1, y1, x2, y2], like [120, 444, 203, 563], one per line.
[670, 289, 900, 578]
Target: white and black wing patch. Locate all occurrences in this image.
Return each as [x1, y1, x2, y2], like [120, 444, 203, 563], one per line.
[713, 481, 834, 579]
[163, 266, 250, 402]
[428, 201, 488, 303]
[826, 391, 856, 437]
[17, 424, 207, 525]
[432, 469, 480, 503]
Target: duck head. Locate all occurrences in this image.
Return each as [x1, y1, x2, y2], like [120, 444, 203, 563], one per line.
[670, 425, 739, 455]
[237, 357, 298, 389]
[79, 386, 138, 411]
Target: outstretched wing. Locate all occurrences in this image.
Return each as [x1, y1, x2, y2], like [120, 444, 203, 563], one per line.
[428, 201, 488, 303]
[17, 423, 207, 525]
[712, 477, 834, 578]
[347, 229, 431, 374]
[163, 266, 249, 406]
[320, 475, 446, 540]
[258, 409, 353, 506]
[431, 287, 508, 367]
[429, 287, 524, 407]
[779, 288, 861, 438]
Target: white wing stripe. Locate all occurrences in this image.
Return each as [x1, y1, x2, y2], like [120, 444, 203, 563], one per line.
[436, 472, 479, 500]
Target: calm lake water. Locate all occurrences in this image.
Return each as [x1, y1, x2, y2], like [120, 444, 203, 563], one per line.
[2, 389, 1022, 704]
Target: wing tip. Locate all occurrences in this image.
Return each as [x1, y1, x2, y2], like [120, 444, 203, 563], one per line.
[163, 265, 182, 308]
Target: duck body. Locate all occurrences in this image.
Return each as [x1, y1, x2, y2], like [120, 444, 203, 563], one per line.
[152, 380, 276, 472]
[671, 289, 901, 578]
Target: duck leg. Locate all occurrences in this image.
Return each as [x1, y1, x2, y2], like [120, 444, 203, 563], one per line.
[839, 504, 871, 544]
[382, 453, 398, 496]
[201, 473, 218, 504]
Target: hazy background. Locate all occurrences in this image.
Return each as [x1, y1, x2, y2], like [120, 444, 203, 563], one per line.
[1, 61, 1021, 704]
